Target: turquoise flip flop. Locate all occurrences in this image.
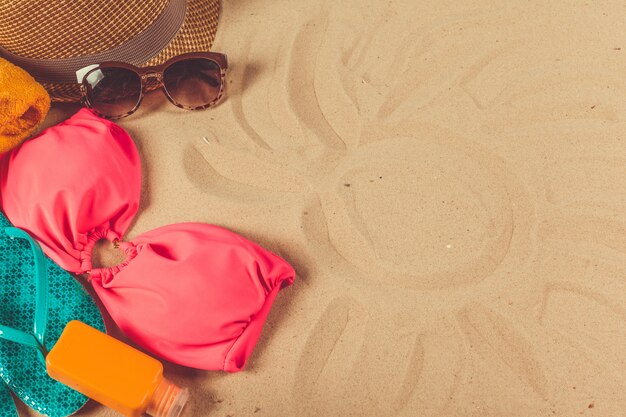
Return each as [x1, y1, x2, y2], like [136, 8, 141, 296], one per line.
[0, 383, 17, 417]
[0, 213, 105, 417]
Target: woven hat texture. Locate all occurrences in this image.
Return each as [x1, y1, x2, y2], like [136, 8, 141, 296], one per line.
[0, 0, 220, 102]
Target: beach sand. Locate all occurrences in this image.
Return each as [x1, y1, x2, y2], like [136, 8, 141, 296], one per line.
[17, 0, 626, 416]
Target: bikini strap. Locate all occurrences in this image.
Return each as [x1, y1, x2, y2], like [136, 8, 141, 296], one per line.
[0, 227, 49, 362]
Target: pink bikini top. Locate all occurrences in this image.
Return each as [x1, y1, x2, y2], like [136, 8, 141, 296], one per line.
[0, 109, 295, 371]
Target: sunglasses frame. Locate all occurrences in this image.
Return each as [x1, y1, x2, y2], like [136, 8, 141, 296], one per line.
[78, 52, 228, 119]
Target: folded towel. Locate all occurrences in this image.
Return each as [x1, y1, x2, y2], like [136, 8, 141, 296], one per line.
[0, 57, 50, 154]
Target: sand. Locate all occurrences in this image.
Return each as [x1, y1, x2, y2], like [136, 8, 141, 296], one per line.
[14, 0, 626, 416]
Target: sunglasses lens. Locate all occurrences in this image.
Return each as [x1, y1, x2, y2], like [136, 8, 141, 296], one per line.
[84, 67, 142, 118]
[163, 58, 221, 109]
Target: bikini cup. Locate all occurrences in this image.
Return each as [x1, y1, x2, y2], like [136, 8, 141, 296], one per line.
[0, 108, 141, 274]
[0, 109, 295, 371]
[90, 223, 295, 371]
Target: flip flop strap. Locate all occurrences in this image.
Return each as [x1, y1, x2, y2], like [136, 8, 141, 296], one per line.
[0, 227, 49, 361]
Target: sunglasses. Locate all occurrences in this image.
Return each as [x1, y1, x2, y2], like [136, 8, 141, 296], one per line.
[75, 52, 228, 119]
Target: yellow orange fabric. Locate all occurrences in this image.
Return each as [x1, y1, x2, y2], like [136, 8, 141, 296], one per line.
[0, 57, 50, 153]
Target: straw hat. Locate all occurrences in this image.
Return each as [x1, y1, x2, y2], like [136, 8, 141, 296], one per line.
[0, 0, 220, 102]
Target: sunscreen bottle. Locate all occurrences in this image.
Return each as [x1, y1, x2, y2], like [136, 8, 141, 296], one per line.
[46, 320, 188, 417]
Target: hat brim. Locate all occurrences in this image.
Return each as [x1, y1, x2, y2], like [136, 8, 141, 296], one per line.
[43, 0, 220, 102]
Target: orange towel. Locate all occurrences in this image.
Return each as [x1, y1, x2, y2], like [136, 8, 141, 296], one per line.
[0, 57, 50, 154]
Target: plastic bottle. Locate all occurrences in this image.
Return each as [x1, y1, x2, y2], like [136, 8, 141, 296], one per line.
[46, 320, 189, 417]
